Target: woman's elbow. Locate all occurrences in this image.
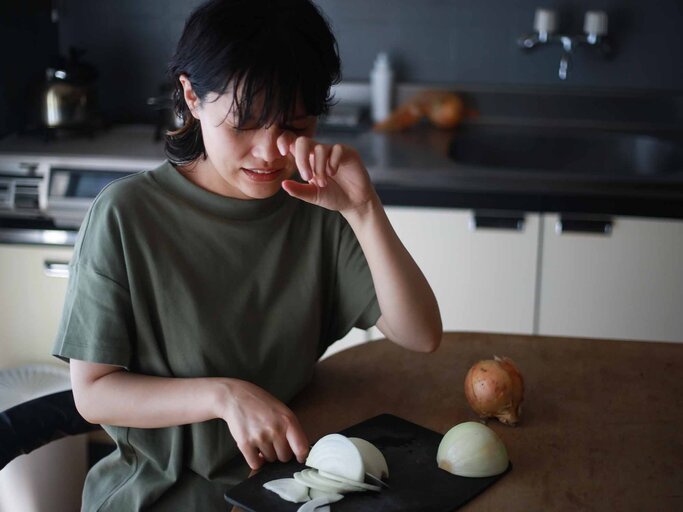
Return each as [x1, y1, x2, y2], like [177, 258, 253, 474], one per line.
[409, 319, 442, 353]
[69, 360, 121, 424]
[422, 313, 443, 353]
[421, 328, 442, 353]
[71, 383, 99, 424]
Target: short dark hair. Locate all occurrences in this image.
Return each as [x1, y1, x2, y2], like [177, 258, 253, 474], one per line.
[165, 0, 341, 165]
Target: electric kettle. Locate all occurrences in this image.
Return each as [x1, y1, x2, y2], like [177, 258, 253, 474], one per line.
[40, 48, 99, 129]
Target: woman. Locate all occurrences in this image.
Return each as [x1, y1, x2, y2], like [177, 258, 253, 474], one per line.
[54, 0, 441, 509]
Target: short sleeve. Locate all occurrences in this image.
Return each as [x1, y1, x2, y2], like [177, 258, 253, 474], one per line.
[322, 216, 381, 346]
[52, 262, 134, 367]
[52, 191, 135, 368]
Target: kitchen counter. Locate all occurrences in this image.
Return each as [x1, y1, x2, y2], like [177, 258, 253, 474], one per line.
[287, 332, 683, 511]
[1, 123, 682, 223]
[316, 126, 683, 219]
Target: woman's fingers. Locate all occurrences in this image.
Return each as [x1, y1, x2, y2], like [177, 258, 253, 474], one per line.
[285, 415, 310, 464]
[258, 440, 278, 463]
[272, 434, 294, 463]
[313, 144, 330, 186]
[329, 144, 343, 175]
[238, 441, 263, 471]
[287, 137, 344, 187]
[277, 131, 297, 159]
[294, 137, 314, 182]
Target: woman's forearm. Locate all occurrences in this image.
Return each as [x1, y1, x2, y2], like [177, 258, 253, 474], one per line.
[71, 362, 227, 428]
[343, 196, 442, 352]
[70, 360, 310, 468]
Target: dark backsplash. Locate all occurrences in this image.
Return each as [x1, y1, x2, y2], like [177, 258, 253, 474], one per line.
[2, 0, 682, 133]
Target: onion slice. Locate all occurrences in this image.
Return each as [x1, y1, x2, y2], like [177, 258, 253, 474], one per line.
[318, 470, 381, 492]
[296, 494, 343, 512]
[293, 471, 356, 494]
[301, 469, 363, 493]
[262, 478, 310, 503]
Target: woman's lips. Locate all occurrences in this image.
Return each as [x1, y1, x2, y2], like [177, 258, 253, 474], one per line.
[241, 167, 284, 182]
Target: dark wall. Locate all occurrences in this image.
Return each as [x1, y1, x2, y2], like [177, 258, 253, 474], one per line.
[317, 0, 683, 89]
[13, 0, 683, 125]
[0, 1, 58, 137]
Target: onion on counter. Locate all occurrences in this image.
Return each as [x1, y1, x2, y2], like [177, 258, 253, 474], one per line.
[436, 421, 509, 477]
[464, 355, 524, 426]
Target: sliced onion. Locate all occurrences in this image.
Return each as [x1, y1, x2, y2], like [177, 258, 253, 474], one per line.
[296, 494, 343, 512]
[293, 471, 354, 494]
[268, 434, 388, 508]
[348, 437, 389, 479]
[305, 433, 365, 482]
[436, 421, 509, 477]
[318, 470, 381, 492]
[262, 478, 310, 503]
[300, 469, 362, 493]
[309, 488, 346, 500]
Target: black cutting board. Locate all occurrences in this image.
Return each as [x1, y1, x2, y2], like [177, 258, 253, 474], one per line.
[224, 414, 511, 512]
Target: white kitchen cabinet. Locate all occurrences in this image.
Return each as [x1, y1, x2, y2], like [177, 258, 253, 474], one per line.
[538, 214, 683, 343]
[380, 206, 540, 335]
[0, 244, 73, 369]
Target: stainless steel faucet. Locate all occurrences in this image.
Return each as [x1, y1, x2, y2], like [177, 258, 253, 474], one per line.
[518, 9, 612, 80]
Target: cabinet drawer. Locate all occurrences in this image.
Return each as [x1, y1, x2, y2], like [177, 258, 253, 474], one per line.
[386, 207, 539, 335]
[538, 214, 683, 342]
[0, 245, 73, 369]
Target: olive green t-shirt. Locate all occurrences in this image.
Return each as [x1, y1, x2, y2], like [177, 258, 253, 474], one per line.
[53, 161, 380, 511]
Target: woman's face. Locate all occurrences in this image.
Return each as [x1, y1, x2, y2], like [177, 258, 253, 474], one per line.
[179, 76, 317, 200]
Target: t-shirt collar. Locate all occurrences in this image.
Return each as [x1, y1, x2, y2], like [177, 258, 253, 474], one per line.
[151, 160, 289, 220]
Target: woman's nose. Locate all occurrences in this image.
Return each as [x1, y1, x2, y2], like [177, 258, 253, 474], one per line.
[251, 126, 282, 162]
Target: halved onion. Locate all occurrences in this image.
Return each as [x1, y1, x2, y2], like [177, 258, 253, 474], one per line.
[305, 433, 365, 482]
[436, 422, 509, 477]
[349, 437, 389, 479]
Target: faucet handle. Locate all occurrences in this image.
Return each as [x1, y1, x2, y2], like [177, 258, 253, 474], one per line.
[534, 8, 558, 35]
[584, 10, 608, 37]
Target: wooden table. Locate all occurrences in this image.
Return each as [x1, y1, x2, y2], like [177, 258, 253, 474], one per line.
[287, 332, 683, 511]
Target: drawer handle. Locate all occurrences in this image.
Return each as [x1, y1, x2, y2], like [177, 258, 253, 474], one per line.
[44, 261, 70, 278]
[555, 215, 613, 235]
[470, 211, 525, 231]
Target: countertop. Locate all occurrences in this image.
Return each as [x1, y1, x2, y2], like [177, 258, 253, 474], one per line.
[1, 123, 682, 220]
[316, 125, 683, 219]
[287, 332, 683, 511]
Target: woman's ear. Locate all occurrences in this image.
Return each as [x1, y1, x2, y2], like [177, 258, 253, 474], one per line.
[178, 74, 200, 119]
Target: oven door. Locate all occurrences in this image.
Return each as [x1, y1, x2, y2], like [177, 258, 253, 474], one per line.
[46, 163, 143, 229]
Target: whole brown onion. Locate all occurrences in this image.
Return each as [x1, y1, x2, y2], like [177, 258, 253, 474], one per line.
[464, 356, 524, 426]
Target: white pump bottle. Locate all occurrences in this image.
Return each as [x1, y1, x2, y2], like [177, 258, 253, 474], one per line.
[370, 52, 394, 123]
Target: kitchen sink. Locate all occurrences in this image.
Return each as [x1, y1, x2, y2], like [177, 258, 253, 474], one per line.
[448, 125, 683, 177]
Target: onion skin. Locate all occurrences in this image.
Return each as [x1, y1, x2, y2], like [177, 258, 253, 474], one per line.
[464, 356, 524, 426]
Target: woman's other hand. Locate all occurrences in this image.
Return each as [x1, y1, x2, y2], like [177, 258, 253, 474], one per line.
[215, 379, 309, 470]
[278, 134, 379, 216]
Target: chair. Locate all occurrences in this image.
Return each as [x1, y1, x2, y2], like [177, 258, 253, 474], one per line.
[0, 390, 98, 512]
[0, 389, 98, 470]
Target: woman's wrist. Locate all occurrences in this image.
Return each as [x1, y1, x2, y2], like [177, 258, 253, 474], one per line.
[209, 377, 235, 421]
[341, 192, 383, 231]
